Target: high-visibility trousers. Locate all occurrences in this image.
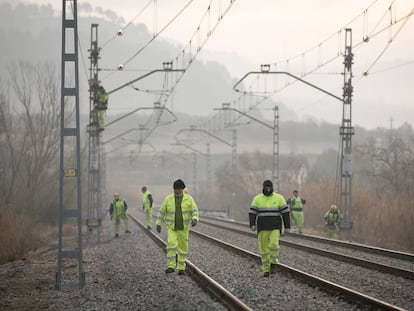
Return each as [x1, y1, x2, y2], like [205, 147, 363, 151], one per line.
[98, 110, 105, 128]
[144, 206, 152, 228]
[325, 226, 339, 239]
[166, 228, 190, 271]
[291, 211, 304, 233]
[114, 214, 128, 234]
[258, 229, 280, 273]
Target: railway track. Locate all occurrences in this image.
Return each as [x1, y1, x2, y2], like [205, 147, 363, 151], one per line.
[138, 210, 409, 310]
[200, 216, 414, 277]
[196, 216, 414, 310]
[128, 212, 252, 311]
[190, 228, 406, 310]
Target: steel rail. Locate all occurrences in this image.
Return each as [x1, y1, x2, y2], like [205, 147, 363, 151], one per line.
[127, 212, 253, 311]
[286, 232, 414, 262]
[191, 229, 407, 311]
[199, 218, 414, 280]
[201, 215, 414, 262]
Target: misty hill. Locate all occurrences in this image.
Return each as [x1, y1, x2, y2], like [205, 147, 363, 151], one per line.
[1, 1, 411, 156]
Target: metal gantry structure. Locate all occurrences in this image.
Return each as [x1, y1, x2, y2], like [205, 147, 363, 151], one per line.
[173, 140, 213, 198]
[86, 23, 104, 242]
[175, 126, 237, 181]
[233, 31, 354, 237]
[56, 0, 84, 289]
[175, 126, 237, 217]
[338, 28, 355, 236]
[215, 103, 279, 191]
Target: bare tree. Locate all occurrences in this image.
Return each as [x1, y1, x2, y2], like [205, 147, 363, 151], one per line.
[356, 129, 414, 195]
[0, 81, 26, 208]
[0, 61, 71, 221]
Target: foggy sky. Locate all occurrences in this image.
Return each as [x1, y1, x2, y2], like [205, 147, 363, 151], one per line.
[2, 0, 414, 129]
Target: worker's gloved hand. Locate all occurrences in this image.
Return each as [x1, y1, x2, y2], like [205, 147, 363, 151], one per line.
[191, 219, 197, 227]
[250, 225, 256, 232]
[156, 225, 161, 233]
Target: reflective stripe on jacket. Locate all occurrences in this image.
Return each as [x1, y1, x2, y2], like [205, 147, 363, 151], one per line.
[249, 193, 290, 232]
[156, 193, 199, 230]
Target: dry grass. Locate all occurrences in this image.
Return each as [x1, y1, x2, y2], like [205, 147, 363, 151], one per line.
[351, 189, 414, 252]
[0, 210, 54, 264]
[301, 180, 414, 253]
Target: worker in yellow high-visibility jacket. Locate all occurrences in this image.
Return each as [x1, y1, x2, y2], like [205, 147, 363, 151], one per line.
[287, 190, 306, 234]
[109, 192, 130, 238]
[324, 204, 342, 239]
[249, 180, 291, 277]
[95, 85, 108, 131]
[141, 186, 154, 229]
[156, 179, 199, 275]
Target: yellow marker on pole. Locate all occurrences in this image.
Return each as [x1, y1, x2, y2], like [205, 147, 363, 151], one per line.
[64, 169, 77, 177]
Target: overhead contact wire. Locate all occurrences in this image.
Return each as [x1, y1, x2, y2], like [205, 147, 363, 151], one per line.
[100, 0, 154, 49]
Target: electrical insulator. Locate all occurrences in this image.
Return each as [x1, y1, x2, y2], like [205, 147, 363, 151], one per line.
[116, 29, 124, 36]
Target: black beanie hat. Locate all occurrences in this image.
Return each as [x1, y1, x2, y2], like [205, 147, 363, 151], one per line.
[263, 180, 273, 188]
[173, 179, 186, 190]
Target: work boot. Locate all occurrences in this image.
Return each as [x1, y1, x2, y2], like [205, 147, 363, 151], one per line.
[270, 264, 277, 274]
[115, 233, 119, 238]
[165, 268, 175, 274]
[125, 230, 131, 233]
[178, 270, 185, 276]
[263, 272, 270, 277]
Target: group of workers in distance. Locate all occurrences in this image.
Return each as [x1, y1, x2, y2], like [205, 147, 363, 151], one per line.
[286, 189, 342, 238]
[109, 179, 342, 277]
[109, 179, 198, 276]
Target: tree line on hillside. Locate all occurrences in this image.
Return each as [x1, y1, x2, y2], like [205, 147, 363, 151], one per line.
[1, 46, 413, 264]
[211, 130, 414, 252]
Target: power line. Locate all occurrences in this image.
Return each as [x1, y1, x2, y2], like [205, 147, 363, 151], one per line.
[366, 59, 414, 75]
[122, 0, 194, 67]
[100, 0, 154, 49]
[362, 6, 414, 75]
[201, 0, 413, 135]
[101, 0, 194, 81]
[140, 0, 238, 142]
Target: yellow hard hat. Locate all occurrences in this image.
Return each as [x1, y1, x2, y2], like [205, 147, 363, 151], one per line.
[113, 192, 120, 198]
[330, 204, 337, 211]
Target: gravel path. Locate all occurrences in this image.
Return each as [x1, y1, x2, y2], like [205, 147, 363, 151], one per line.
[1, 211, 412, 311]
[0, 216, 225, 311]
